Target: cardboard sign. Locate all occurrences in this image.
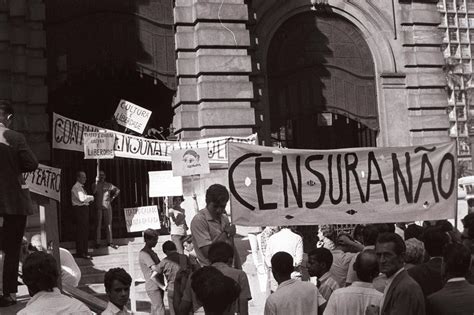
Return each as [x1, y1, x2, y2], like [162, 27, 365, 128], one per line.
[149, 171, 183, 197]
[53, 113, 257, 163]
[124, 205, 161, 232]
[171, 147, 210, 177]
[228, 142, 457, 226]
[114, 99, 152, 134]
[23, 164, 62, 201]
[83, 132, 115, 159]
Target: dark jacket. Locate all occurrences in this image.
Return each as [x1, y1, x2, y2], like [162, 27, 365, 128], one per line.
[407, 257, 443, 297]
[381, 269, 425, 315]
[0, 125, 38, 215]
[427, 280, 474, 315]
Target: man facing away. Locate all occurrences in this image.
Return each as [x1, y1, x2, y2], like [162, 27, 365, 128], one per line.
[366, 232, 425, 315]
[103, 268, 132, 315]
[71, 171, 94, 260]
[92, 170, 120, 249]
[0, 101, 38, 307]
[264, 252, 326, 315]
[307, 247, 339, 301]
[324, 249, 382, 315]
[427, 243, 474, 315]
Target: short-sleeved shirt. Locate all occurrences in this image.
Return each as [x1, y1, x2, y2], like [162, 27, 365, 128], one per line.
[93, 181, 118, 210]
[330, 249, 357, 287]
[157, 252, 189, 293]
[17, 288, 91, 315]
[102, 301, 131, 314]
[190, 208, 231, 266]
[324, 282, 383, 315]
[139, 250, 160, 291]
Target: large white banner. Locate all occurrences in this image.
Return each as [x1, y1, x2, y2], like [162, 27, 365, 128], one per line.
[53, 113, 257, 163]
[228, 142, 457, 226]
[114, 99, 152, 134]
[23, 164, 62, 201]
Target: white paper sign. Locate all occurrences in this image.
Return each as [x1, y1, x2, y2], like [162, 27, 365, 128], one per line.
[171, 147, 210, 177]
[114, 99, 152, 134]
[83, 132, 115, 159]
[124, 205, 161, 232]
[23, 164, 62, 201]
[149, 171, 183, 197]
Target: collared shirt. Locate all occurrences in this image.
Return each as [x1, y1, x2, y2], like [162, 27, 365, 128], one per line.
[447, 277, 466, 283]
[71, 182, 94, 206]
[324, 281, 383, 315]
[156, 252, 188, 293]
[346, 245, 375, 284]
[93, 181, 119, 210]
[139, 249, 160, 291]
[330, 249, 357, 287]
[17, 288, 91, 315]
[318, 271, 340, 301]
[213, 262, 252, 314]
[190, 208, 231, 266]
[265, 228, 303, 268]
[264, 278, 325, 315]
[380, 267, 405, 308]
[102, 302, 131, 315]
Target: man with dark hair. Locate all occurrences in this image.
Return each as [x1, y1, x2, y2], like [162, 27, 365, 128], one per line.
[427, 243, 474, 314]
[190, 184, 238, 266]
[366, 233, 425, 315]
[208, 242, 251, 315]
[71, 170, 94, 260]
[264, 252, 326, 315]
[103, 268, 132, 314]
[346, 224, 379, 285]
[408, 227, 448, 298]
[18, 252, 90, 314]
[404, 223, 424, 241]
[0, 101, 38, 307]
[325, 250, 382, 315]
[307, 247, 339, 301]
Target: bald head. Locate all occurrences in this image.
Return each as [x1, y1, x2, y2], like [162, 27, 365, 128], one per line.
[354, 249, 379, 282]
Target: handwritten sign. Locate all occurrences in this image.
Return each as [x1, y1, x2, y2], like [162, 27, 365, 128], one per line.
[53, 113, 257, 163]
[171, 147, 210, 177]
[228, 142, 457, 226]
[83, 132, 115, 159]
[114, 99, 152, 134]
[23, 164, 62, 201]
[123, 205, 161, 232]
[149, 171, 183, 197]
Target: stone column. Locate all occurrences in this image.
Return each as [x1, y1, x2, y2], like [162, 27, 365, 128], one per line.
[173, 0, 255, 140]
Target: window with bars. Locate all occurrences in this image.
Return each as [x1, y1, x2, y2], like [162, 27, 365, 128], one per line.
[450, 30, 458, 40]
[451, 44, 459, 56]
[448, 14, 456, 26]
[461, 44, 470, 57]
[459, 16, 468, 27]
[460, 30, 469, 42]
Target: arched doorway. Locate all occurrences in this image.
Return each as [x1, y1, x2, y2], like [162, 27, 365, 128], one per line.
[267, 12, 378, 149]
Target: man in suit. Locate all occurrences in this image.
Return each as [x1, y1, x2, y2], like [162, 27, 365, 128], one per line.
[427, 243, 474, 314]
[366, 232, 425, 315]
[0, 101, 38, 307]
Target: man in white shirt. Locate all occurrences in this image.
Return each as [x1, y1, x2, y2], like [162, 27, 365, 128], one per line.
[71, 171, 94, 259]
[102, 268, 132, 315]
[324, 249, 382, 315]
[18, 251, 91, 315]
[264, 252, 326, 315]
[330, 234, 359, 287]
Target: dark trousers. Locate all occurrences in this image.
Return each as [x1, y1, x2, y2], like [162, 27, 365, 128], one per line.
[73, 205, 89, 256]
[2, 214, 27, 294]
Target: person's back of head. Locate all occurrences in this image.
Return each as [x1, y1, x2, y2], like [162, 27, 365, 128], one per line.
[405, 224, 424, 241]
[362, 224, 379, 246]
[104, 268, 132, 309]
[422, 227, 448, 258]
[162, 240, 177, 255]
[208, 241, 234, 265]
[462, 213, 474, 239]
[443, 243, 471, 279]
[404, 238, 425, 266]
[271, 251, 294, 282]
[354, 249, 379, 282]
[143, 228, 159, 242]
[191, 266, 240, 315]
[307, 247, 333, 278]
[22, 251, 59, 297]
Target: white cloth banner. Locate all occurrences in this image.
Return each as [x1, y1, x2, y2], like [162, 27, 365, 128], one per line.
[23, 164, 62, 201]
[52, 113, 257, 163]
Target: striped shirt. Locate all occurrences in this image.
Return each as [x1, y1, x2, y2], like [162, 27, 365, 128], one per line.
[319, 271, 340, 301]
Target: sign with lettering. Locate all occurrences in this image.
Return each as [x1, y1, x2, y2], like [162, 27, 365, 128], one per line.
[83, 132, 115, 159]
[52, 113, 257, 163]
[114, 99, 152, 134]
[23, 164, 62, 201]
[228, 142, 457, 226]
[149, 171, 183, 197]
[123, 205, 161, 232]
[171, 148, 210, 177]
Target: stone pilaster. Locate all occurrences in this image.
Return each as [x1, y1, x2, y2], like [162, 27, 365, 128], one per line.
[173, 0, 255, 140]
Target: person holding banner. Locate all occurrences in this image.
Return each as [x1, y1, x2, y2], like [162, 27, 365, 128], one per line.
[71, 171, 94, 260]
[0, 101, 38, 307]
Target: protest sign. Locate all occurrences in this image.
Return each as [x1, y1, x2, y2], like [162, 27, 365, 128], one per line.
[123, 205, 161, 232]
[83, 132, 115, 159]
[171, 147, 210, 177]
[149, 171, 183, 197]
[23, 164, 62, 201]
[114, 99, 152, 134]
[53, 113, 257, 163]
[228, 142, 457, 226]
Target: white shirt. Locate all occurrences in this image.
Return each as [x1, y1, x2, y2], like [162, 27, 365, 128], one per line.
[264, 278, 325, 315]
[323, 281, 383, 315]
[60, 247, 81, 287]
[346, 245, 375, 284]
[18, 288, 91, 315]
[265, 229, 303, 267]
[102, 302, 131, 314]
[330, 249, 357, 287]
[71, 182, 94, 206]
